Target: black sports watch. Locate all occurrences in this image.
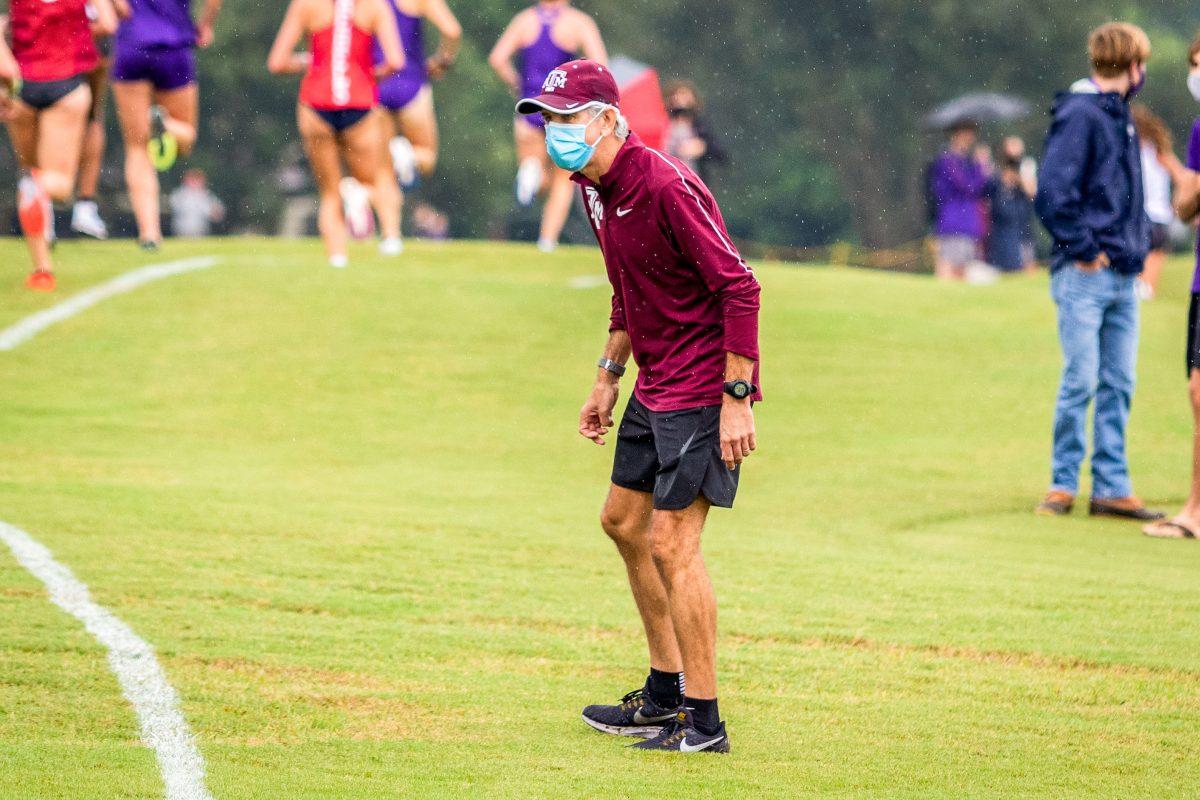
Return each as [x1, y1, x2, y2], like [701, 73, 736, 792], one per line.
[598, 357, 626, 377]
[723, 380, 756, 400]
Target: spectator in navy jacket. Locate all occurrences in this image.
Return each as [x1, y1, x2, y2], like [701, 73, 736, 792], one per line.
[1033, 22, 1163, 522]
[988, 158, 1035, 273]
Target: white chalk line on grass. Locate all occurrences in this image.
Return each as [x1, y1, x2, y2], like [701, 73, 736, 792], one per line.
[0, 521, 213, 800]
[0, 256, 220, 351]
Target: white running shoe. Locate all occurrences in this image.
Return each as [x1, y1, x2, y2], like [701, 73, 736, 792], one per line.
[71, 200, 109, 240]
[389, 136, 417, 188]
[516, 157, 543, 207]
[339, 177, 375, 240]
[329, 254, 348, 269]
[379, 236, 404, 256]
[536, 237, 557, 253]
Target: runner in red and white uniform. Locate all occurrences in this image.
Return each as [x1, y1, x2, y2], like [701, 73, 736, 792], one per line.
[0, 0, 117, 290]
[268, 0, 402, 267]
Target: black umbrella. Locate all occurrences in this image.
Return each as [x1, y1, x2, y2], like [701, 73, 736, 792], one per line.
[926, 93, 1032, 129]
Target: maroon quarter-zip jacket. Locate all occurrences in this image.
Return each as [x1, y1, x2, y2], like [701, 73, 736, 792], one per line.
[573, 133, 762, 411]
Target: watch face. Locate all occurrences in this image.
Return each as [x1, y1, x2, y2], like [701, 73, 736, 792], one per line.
[732, 382, 749, 398]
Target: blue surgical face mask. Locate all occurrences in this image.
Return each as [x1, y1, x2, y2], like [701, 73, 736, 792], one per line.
[545, 109, 608, 172]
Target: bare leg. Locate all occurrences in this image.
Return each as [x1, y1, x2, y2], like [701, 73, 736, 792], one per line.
[112, 80, 160, 243]
[78, 61, 109, 199]
[513, 118, 550, 213]
[8, 87, 91, 274]
[539, 166, 574, 247]
[650, 498, 717, 699]
[6, 101, 52, 274]
[34, 86, 91, 201]
[397, 85, 438, 176]
[154, 83, 199, 156]
[1178, 370, 1200, 523]
[340, 109, 382, 194]
[1146, 370, 1200, 537]
[372, 111, 403, 241]
[514, 117, 549, 188]
[600, 485, 683, 673]
[297, 105, 348, 263]
[78, 120, 105, 197]
[1142, 249, 1166, 297]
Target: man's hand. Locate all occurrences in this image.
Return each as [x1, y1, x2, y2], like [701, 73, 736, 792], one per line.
[579, 378, 619, 445]
[720, 396, 756, 470]
[1076, 252, 1110, 273]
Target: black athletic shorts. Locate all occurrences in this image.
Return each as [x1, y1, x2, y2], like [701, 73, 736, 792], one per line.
[19, 75, 84, 110]
[1187, 293, 1200, 376]
[611, 394, 739, 511]
[310, 106, 372, 133]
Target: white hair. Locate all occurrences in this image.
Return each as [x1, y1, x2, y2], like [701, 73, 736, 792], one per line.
[575, 102, 628, 137]
[613, 109, 630, 138]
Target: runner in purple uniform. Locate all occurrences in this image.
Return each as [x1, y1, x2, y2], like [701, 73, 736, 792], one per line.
[370, 0, 460, 256]
[111, 0, 222, 249]
[488, 0, 605, 252]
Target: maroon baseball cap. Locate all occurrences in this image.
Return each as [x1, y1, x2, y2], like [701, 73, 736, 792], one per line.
[515, 59, 620, 117]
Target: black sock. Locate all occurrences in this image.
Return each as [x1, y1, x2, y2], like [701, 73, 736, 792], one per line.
[646, 668, 684, 707]
[77, 196, 93, 203]
[685, 696, 720, 736]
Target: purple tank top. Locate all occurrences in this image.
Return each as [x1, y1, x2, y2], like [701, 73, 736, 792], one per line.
[518, 5, 574, 99]
[373, 1, 426, 83]
[115, 0, 195, 49]
[1188, 118, 1200, 293]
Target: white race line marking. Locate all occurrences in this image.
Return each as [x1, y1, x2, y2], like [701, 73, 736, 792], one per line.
[569, 274, 608, 290]
[0, 256, 220, 351]
[0, 521, 213, 800]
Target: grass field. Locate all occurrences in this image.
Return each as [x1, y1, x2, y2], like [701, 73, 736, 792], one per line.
[1, 237, 1198, 799]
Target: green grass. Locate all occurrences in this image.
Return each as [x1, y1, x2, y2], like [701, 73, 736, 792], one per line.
[1, 237, 1198, 798]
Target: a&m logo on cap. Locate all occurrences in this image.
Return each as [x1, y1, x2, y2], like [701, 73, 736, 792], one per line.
[543, 69, 568, 92]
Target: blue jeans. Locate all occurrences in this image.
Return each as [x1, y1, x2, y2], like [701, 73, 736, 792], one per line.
[1049, 266, 1139, 499]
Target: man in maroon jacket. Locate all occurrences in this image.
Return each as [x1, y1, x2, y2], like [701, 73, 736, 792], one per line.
[517, 59, 762, 754]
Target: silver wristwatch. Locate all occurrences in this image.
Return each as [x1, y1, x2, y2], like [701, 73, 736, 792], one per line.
[597, 357, 626, 377]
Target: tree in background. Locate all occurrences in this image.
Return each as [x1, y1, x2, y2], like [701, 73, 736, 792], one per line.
[2, 0, 1198, 249]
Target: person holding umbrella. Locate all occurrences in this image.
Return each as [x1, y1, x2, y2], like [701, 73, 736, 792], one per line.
[929, 119, 991, 281]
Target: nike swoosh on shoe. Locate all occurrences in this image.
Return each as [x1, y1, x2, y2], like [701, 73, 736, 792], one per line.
[679, 735, 725, 752]
[632, 709, 676, 724]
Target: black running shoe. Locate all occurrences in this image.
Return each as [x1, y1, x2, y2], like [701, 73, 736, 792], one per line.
[581, 686, 680, 738]
[631, 709, 730, 753]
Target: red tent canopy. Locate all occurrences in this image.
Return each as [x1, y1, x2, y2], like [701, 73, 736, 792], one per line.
[610, 55, 669, 151]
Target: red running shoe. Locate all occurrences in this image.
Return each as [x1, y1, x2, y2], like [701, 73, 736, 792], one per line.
[17, 172, 51, 241]
[25, 270, 56, 292]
